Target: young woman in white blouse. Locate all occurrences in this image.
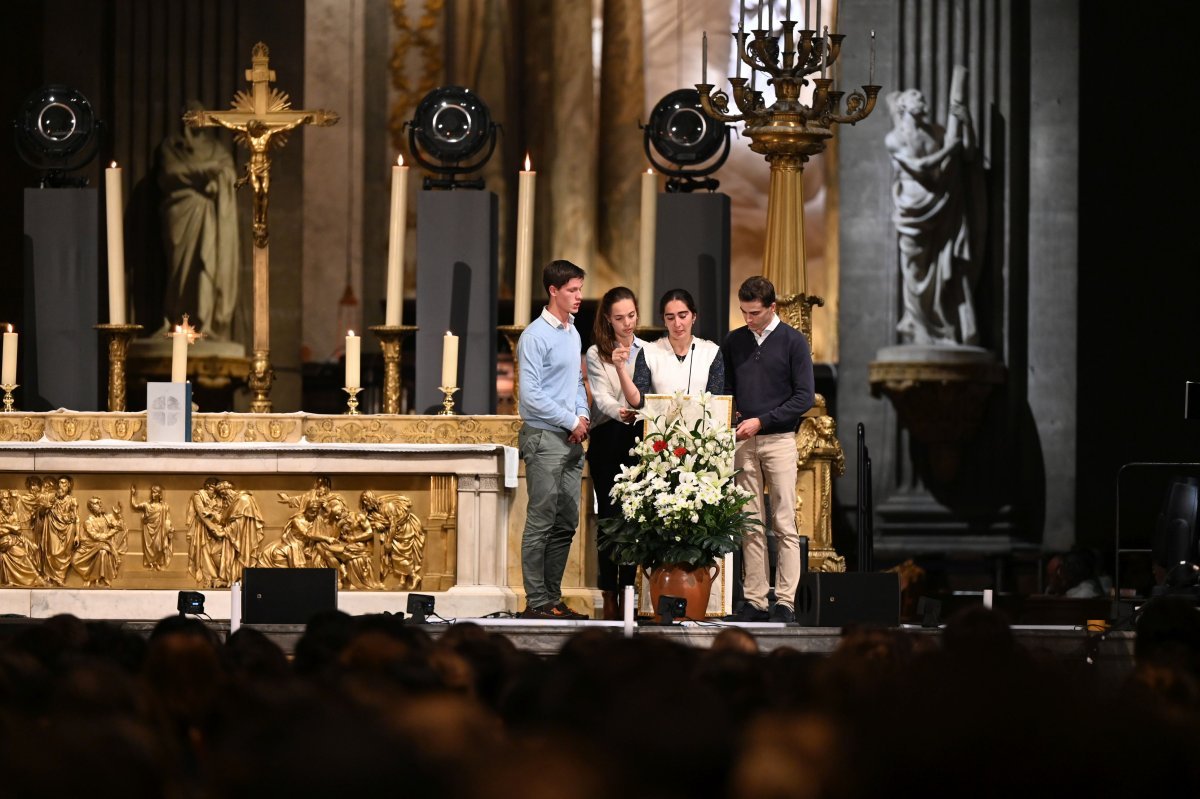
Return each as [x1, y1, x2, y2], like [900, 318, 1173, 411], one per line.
[584, 286, 646, 619]
[612, 288, 724, 408]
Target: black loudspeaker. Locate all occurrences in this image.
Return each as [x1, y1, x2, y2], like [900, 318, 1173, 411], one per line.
[795, 572, 901, 627]
[242, 568, 339, 625]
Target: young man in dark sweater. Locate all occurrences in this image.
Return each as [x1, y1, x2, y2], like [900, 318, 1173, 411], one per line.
[723, 276, 815, 623]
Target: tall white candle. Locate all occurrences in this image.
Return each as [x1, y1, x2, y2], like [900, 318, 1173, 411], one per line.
[170, 327, 187, 383]
[514, 155, 536, 326]
[441, 331, 459, 388]
[385, 155, 409, 326]
[870, 30, 876, 84]
[1, 325, 17, 386]
[345, 330, 361, 388]
[105, 162, 127, 324]
[639, 169, 657, 308]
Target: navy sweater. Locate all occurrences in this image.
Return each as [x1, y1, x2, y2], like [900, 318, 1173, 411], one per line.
[722, 322, 815, 434]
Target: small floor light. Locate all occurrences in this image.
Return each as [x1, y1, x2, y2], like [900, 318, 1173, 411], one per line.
[407, 593, 436, 624]
[177, 591, 205, 617]
[656, 594, 688, 626]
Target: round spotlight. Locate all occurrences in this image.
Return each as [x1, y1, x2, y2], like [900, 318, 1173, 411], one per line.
[643, 88, 731, 192]
[409, 86, 497, 186]
[14, 84, 101, 181]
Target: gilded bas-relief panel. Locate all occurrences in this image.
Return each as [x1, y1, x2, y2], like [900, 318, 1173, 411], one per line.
[0, 473, 455, 591]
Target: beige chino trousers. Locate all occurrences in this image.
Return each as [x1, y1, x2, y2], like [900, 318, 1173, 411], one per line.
[735, 431, 800, 611]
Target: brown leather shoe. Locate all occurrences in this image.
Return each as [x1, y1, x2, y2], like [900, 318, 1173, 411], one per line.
[547, 601, 587, 620]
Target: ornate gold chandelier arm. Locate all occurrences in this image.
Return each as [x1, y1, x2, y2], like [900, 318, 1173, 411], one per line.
[697, 83, 752, 124]
[826, 85, 882, 125]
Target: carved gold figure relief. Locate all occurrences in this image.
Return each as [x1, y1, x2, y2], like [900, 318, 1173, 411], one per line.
[131, 484, 174, 571]
[0, 491, 43, 587]
[2, 472, 435, 591]
[361, 490, 425, 590]
[74, 496, 126, 587]
[39, 476, 79, 586]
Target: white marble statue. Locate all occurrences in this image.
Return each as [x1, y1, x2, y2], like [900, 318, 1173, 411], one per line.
[885, 67, 985, 347]
[157, 100, 241, 340]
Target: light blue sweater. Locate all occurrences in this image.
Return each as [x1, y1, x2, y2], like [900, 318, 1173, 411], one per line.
[517, 307, 589, 432]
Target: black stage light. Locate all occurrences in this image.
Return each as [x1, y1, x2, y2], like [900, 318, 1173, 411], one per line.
[177, 591, 206, 617]
[13, 84, 101, 187]
[406, 592, 436, 624]
[655, 594, 688, 625]
[643, 88, 731, 193]
[406, 86, 498, 190]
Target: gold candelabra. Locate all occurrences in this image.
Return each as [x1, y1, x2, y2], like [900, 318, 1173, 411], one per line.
[697, 13, 879, 339]
[1, 384, 16, 412]
[369, 324, 418, 414]
[95, 323, 144, 412]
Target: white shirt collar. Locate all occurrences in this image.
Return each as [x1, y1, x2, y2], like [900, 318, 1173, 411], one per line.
[540, 306, 573, 329]
[753, 314, 781, 344]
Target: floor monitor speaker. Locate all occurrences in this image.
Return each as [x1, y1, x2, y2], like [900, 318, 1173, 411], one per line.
[795, 572, 900, 627]
[242, 568, 339, 625]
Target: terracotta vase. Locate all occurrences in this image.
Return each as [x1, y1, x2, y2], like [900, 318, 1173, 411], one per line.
[648, 562, 719, 621]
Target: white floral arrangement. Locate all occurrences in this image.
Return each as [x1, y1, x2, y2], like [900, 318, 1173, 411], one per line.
[599, 392, 757, 569]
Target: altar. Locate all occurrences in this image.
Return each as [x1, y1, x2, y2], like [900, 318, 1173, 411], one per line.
[0, 413, 551, 620]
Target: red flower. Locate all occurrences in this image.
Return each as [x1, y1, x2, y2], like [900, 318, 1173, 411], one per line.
[673, 446, 687, 457]
[652, 439, 668, 452]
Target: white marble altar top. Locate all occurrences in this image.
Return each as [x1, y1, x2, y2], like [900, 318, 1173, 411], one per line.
[0, 441, 520, 487]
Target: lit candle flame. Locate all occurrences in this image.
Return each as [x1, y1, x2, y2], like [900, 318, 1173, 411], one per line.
[397, 154, 404, 167]
[110, 161, 118, 169]
[524, 154, 531, 172]
[348, 330, 356, 337]
[5, 324, 11, 333]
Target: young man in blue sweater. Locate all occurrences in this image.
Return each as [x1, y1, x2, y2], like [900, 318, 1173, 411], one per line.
[516, 260, 590, 619]
[723, 276, 815, 623]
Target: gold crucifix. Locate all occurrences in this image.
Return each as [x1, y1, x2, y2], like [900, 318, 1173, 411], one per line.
[183, 42, 338, 412]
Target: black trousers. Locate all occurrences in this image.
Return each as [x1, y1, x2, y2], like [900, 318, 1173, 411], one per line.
[586, 418, 640, 591]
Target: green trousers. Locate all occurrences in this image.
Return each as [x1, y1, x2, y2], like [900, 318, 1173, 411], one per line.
[519, 424, 585, 609]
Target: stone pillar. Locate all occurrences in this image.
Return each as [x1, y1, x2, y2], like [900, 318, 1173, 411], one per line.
[304, 0, 366, 365]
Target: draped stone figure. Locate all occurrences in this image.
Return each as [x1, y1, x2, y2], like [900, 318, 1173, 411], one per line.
[217, 481, 264, 585]
[186, 478, 228, 587]
[74, 497, 125, 587]
[40, 476, 79, 587]
[885, 68, 985, 347]
[0, 492, 43, 587]
[158, 101, 241, 339]
[131, 484, 174, 571]
[359, 490, 425, 589]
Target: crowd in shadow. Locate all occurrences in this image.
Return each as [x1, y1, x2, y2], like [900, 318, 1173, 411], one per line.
[2, 600, 1200, 798]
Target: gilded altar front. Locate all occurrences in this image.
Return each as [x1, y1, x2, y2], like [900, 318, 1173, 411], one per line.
[0, 417, 520, 618]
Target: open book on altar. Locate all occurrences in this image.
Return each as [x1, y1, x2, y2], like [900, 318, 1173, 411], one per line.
[641, 393, 734, 435]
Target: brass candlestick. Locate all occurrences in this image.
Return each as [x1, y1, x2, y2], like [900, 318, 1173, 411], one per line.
[247, 349, 275, 413]
[94, 323, 144, 412]
[1, 384, 17, 412]
[343, 386, 363, 415]
[369, 324, 418, 414]
[437, 386, 459, 415]
[497, 324, 525, 405]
